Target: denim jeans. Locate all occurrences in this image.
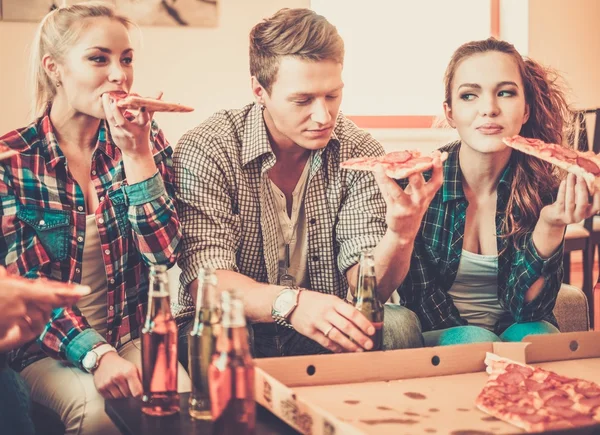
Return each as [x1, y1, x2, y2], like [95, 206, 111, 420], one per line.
[422, 321, 560, 347]
[0, 367, 35, 435]
[178, 304, 424, 365]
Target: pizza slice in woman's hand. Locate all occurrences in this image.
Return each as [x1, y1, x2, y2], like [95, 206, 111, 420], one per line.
[105, 91, 194, 113]
[341, 149, 448, 179]
[503, 135, 600, 193]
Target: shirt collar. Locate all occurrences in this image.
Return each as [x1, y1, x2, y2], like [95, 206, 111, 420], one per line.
[37, 105, 120, 170]
[241, 103, 341, 167]
[441, 141, 513, 204]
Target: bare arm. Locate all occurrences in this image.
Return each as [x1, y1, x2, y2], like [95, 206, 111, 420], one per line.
[188, 270, 282, 323]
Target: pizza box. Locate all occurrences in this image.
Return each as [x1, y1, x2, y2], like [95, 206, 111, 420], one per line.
[254, 331, 600, 435]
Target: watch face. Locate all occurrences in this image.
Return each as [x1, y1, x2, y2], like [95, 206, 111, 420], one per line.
[274, 289, 296, 314]
[82, 351, 97, 370]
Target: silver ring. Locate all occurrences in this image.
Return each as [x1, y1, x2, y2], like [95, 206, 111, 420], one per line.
[324, 325, 334, 338]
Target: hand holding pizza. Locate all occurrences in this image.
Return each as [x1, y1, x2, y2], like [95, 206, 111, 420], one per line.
[101, 91, 162, 159]
[539, 173, 600, 228]
[373, 156, 444, 244]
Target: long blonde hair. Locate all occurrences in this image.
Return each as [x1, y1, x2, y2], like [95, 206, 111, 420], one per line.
[29, 1, 133, 119]
[444, 38, 572, 247]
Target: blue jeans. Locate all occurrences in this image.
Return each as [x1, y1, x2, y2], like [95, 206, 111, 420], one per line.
[422, 321, 560, 347]
[178, 305, 423, 364]
[251, 304, 423, 358]
[0, 367, 35, 435]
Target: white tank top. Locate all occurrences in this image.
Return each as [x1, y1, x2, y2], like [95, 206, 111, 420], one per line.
[76, 214, 109, 338]
[447, 249, 506, 331]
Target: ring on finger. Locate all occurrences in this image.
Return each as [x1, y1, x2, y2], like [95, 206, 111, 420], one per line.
[323, 325, 334, 338]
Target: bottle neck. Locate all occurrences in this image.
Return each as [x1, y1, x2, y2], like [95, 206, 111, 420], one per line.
[146, 276, 172, 322]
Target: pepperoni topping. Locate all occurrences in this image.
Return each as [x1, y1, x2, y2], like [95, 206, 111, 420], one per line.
[569, 415, 598, 427]
[520, 414, 548, 423]
[524, 379, 548, 392]
[539, 388, 569, 401]
[545, 396, 575, 408]
[577, 157, 600, 175]
[546, 406, 580, 419]
[575, 385, 600, 399]
[497, 370, 526, 385]
[507, 364, 533, 378]
[505, 405, 533, 415]
[546, 373, 578, 385]
[381, 151, 413, 164]
[580, 396, 600, 409]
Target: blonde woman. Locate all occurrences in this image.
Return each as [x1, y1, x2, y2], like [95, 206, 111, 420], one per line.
[0, 3, 189, 433]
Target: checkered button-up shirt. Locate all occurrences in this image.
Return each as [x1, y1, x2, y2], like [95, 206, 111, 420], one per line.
[0, 109, 181, 370]
[398, 141, 562, 335]
[173, 103, 386, 320]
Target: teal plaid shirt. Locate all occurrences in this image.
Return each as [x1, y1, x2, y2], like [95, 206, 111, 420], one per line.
[398, 142, 562, 334]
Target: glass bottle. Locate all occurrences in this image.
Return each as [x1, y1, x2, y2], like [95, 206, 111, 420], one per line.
[354, 250, 384, 351]
[188, 267, 219, 420]
[209, 290, 256, 434]
[141, 264, 180, 416]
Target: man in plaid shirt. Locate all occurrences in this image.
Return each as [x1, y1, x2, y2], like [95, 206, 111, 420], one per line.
[174, 8, 442, 360]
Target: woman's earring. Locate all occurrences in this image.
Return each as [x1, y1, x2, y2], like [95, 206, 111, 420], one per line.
[55, 80, 62, 88]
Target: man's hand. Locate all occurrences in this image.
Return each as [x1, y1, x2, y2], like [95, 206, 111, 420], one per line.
[93, 352, 143, 399]
[0, 267, 90, 352]
[374, 157, 443, 244]
[289, 290, 375, 353]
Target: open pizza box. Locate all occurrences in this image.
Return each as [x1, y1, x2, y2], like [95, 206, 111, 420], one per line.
[254, 331, 600, 435]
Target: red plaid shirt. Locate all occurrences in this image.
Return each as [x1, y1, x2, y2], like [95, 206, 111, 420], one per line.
[0, 109, 181, 370]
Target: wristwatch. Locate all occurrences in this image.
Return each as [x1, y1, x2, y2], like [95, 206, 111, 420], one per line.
[271, 287, 302, 329]
[81, 344, 117, 373]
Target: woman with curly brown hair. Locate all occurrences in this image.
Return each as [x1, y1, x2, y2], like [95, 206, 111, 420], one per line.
[391, 38, 600, 346]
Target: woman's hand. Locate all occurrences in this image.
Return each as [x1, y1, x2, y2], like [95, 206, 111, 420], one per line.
[539, 173, 600, 228]
[101, 92, 162, 184]
[101, 92, 162, 159]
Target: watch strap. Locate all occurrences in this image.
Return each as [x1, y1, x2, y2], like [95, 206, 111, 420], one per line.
[271, 287, 301, 329]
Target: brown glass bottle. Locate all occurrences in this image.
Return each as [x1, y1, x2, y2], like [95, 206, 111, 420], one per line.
[188, 267, 219, 420]
[209, 290, 256, 435]
[141, 264, 180, 416]
[354, 250, 384, 351]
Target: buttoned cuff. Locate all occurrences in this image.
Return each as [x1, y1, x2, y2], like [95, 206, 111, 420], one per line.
[525, 236, 563, 277]
[65, 329, 107, 370]
[123, 170, 165, 206]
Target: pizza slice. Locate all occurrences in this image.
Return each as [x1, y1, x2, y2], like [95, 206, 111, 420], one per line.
[476, 353, 600, 432]
[503, 135, 600, 193]
[0, 143, 18, 161]
[340, 149, 448, 179]
[106, 91, 194, 113]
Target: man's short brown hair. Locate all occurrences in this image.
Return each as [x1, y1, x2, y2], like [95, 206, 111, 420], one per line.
[249, 8, 344, 94]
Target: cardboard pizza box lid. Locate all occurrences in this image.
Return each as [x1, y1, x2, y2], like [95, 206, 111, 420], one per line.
[255, 331, 600, 435]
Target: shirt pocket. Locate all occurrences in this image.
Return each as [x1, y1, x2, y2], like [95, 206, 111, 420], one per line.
[16, 205, 71, 262]
[107, 188, 130, 233]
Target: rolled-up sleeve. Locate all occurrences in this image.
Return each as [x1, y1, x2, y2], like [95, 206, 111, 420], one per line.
[173, 133, 241, 293]
[125, 126, 181, 268]
[336, 135, 387, 274]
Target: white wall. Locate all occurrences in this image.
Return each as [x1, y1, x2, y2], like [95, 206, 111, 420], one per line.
[0, 0, 310, 142]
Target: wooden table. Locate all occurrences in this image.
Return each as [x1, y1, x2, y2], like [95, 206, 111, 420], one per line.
[105, 393, 298, 435]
